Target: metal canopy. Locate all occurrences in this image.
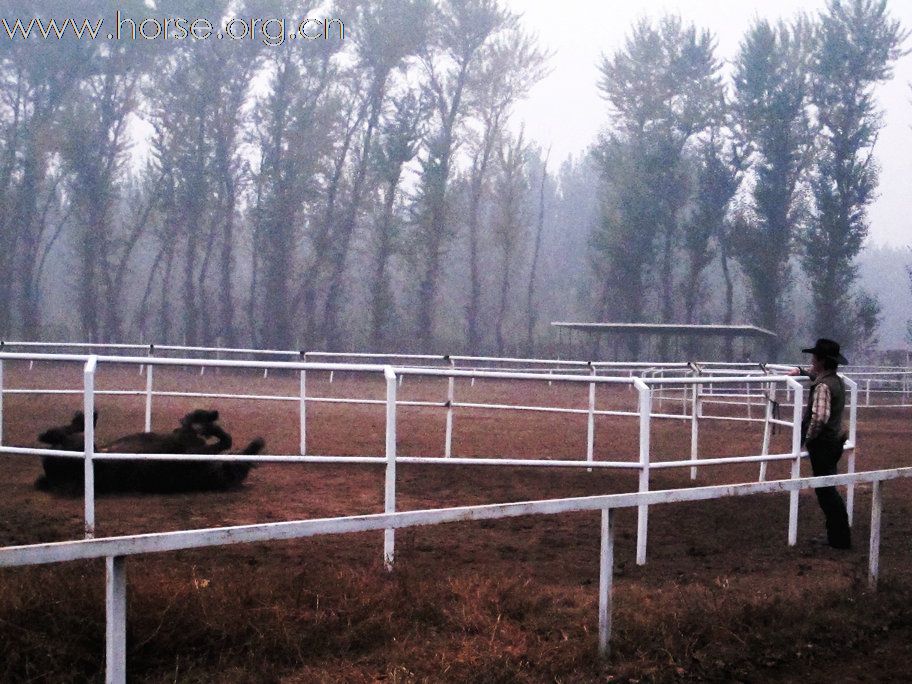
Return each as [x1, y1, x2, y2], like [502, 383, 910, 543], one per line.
[551, 322, 777, 339]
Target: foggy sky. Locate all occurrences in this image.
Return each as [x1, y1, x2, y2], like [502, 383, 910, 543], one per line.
[508, 0, 912, 248]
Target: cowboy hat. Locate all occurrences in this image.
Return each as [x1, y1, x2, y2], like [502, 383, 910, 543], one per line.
[801, 338, 848, 365]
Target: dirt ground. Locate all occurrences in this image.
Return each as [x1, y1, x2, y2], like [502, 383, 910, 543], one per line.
[1, 361, 911, 682]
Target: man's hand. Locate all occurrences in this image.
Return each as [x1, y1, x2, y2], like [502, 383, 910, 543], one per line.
[786, 367, 803, 376]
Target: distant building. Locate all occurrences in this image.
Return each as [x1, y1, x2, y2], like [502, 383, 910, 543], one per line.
[551, 322, 777, 362]
[872, 349, 912, 366]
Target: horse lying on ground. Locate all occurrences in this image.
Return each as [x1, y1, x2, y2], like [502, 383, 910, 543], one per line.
[101, 409, 232, 454]
[37, 410, 97, 484]
[36, 410, 265, 493]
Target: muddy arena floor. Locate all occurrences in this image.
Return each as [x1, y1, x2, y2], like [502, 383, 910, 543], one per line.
[1, 361, 911, 682]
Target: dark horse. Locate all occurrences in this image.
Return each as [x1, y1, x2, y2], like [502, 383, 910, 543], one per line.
[37, 410, 265, 493]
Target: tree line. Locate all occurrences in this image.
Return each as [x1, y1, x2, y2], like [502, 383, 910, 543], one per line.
[591, 0, 906, 359]
[0, 0, 906, 359]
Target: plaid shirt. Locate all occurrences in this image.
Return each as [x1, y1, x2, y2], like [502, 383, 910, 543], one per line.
[806, 381, 832, 441]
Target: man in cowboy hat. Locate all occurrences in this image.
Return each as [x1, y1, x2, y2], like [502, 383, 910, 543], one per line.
[788, 338, 851, 549]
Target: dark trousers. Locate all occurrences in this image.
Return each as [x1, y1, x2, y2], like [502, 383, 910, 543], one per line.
[807, 435, 851, 548]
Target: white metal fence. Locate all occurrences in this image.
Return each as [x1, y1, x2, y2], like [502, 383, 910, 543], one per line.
[0, 467, 905, 682]
[0, 346, 888, 682]
[3, 340, 905, 407]
[0, 351, 859, 563]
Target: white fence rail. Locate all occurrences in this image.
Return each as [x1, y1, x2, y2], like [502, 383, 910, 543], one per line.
[1, 467, 906, 682]
[0, 352, 859, 563]
[0, 347, 887, 682]
[2, 340, 909, 407]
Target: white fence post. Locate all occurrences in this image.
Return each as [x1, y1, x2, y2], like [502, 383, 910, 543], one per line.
[759, 379, 774, 482]
[299, 367, 307, 456]
[444, 357, 455, 458]
[868, 480, 882, 590]
[586, 364, 596, 470]
[844, 375, 858, 525]
[598, 508, 614, 658]
[786, 377, 803, 547]
[384, 366, 397, 570]
[689, 367, 701, 481]
[105, 555, 127, 684]
[633, 378, 651, 565]
[84, 356, 97, 539]
[0, 358, 4, 446]
[144, 345, 153, 432]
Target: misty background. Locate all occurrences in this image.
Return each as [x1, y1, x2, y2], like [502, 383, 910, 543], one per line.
[0, 0, 910, 361]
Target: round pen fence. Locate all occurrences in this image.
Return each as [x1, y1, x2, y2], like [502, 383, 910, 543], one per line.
[0, 347, 860, 560]
[2, 340, 907, 406]
[0, 344, 897, 683]
[2, 462, 906, 681]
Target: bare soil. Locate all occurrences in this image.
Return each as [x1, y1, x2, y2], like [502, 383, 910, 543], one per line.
[1, 361, 911, 682]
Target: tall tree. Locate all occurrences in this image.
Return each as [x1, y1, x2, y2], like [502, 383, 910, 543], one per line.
[800, 0, 906, 350]
[594, 16, 722, 358]
[252, 40, 340, 350]
[462, 31, 547, 353]
[681, 132, 743, 329]
[411, 0, 514, 351]
[0, 0, 97, 337]
[906, 248, 912, 346]
[207, 37, 261, 347]
[60, 13, 155, 342]
[491, 129, 530, 355]
[298, 91, 362, 349]
[320, 0, 431, 350]
[590, 138, 659, 357]
[525, 147, 550, 355]
[145, 39, 218, 346]
[732, 18, 816, 358]
[369, 92, 425, 350]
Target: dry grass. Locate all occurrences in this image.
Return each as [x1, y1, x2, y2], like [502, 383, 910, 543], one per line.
[4, 552, 911, 682]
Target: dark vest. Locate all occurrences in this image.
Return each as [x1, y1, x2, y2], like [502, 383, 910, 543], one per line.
[802, 371, 846, 442]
